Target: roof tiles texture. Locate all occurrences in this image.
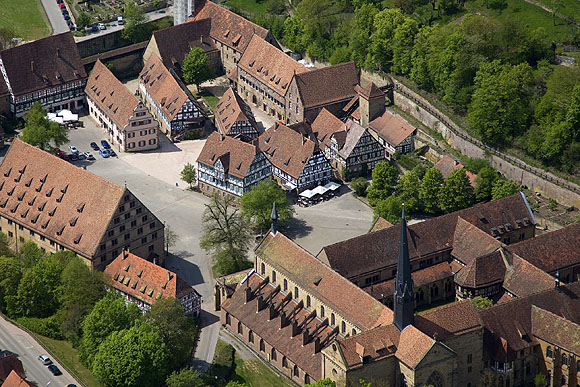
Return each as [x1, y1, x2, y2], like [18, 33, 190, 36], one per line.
[196, 132, 259, 178]
[294, 62, 359, 108]
[369, 110, 415, 147]
[214, 87, 258, 136]
[451, 217, 502, 266]
[238, 35, 308, 97]
[531, 306, 580, 354]
[0, 32, 86, 96]
[2, 370, 33, 387]
[310, 108, 344, 147]
[356, 83, 385, 100]
[256, 232, 393, 331]
[85, 60, 139, 130]
[0, 140, 125, 258]
[415, 299, 482, 341]
[434, 155, 476, 186]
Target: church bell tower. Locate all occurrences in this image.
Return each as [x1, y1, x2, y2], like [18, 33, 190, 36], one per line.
[394, 205, 414, 331]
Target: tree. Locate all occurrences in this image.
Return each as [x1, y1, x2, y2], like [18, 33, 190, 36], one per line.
[76, 13, 91, 30]
[0, 256, 22, 315]
[240, 178, 293, 232]
[0, 28, 16, 51]
[472, 296, 493, 310]
[367, 162, 399, 206]
[143, 297, 197, 369]
[419, 168, 444, 214]
[15, 257, 63, 318]
[474, 166, 499, 202]
[200, 194, 251, 276]
[180, 163, 197, 190]
[397, 171, 421, 212]
[551, 0, 563, 25]
[491, 180, 520, 200]
[80, 293, 141, 367]
[19, 241, 45, 268]
[438, 168, 474, 213]
[370, 9, 407, 72]
[121, 0, 149, 44]
[92, 321, 170, 387]
[21, 102, 69, 150]
[182, 47, 216, 89]
[374, 196, 403, 225]
[350, 177, 370, 197]
[306, 378, 336, 387]
[534, 374, 548, 387]
[0, 232, 12, 258]
[164, 225, 179, 257]
[166, 367, 204, 387]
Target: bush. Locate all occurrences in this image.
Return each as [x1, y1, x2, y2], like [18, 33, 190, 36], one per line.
[184, 130, 200, 140]
[18, 315, 63, 339]
[549, 198, 558, 211]
[350, 177, 369, 197]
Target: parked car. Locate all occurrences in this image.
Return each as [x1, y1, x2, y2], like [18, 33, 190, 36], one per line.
[99, 148, 109, 158]
[56, 0, 63, 3]
[48, 365, 62, 376]
[117, 16, 125, 25]
[64, 14, 70, 20]
[90, 142, 100, 151]
[68, 145, 79, 154]
[59, 3, 65, 8]
[84, 152, 95, 161]
[38, 354, 52, 365]
[107, 149, 117, 157]
[101, 140, 110, 149]
[91, 25, 98, 32]
[98, 23, 106, 30]
[70, 153, 79, 161]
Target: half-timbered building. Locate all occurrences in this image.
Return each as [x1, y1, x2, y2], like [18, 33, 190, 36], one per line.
[215, 87, 260, 141]
[138, 53, 207, 141]
[257, 123, 331, 192]
[197, 132, 271, 197]
[368, 110, 416, 159]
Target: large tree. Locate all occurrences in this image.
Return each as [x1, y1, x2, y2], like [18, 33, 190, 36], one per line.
[419, 168, 444, 214]
[367, 162, 399, 206]
[0, 256, 22, 315]
[182, 47, 216, 89]
[80, 293, 141, 367]
[200, 194, 251, 276]
[92, 321, 170, 387]
[491, 180, 520, 200]
[19, 241, 45, 268]
[240, 178, 293, 232]
[166, 367, 205, 387]
[21, 102, 69, 150]
[142, 297, 197, 369]
[15, 257, 63, 318]
[438, 168, 475, 213]
[121, 0, 149, 44]
[474, 166, 499, 202]
[374, 195, 403, 225]
[180, 163, 197, 190]
[397, 171, 421, 212]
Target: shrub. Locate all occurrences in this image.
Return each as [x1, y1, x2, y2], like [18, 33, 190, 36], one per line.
[18, 315, 63, 339]
[350, 177, 370, 197]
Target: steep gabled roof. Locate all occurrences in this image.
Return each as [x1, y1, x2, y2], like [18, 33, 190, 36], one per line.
[85, 60, 139, 130]
[2, 370, 33, 387]
[310, 108, 344, 147]
[355, 82, 385, 100]
[451, 217, 502, 265]
[196, 132, 260, 179]
[531, 306, 580, 354]
[454, 250, 506, 288]
[0, 32, 86, 97]
[369, 110, 415, 147]
[104, 251, 198, 303]
[214, 87, 259, 136]
[191, 0, 271, 53]
[238, 35, 308, 97]
[293, 61, 359, 108]
[0, 140, 125, 259]
[415, 299, 482, 341]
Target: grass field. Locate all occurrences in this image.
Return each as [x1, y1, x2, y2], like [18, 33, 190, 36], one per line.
[0, 0, 51, 41]
[531, 0, 580, 21]
[34, 334, 102, 387]
[225, 0, 269, 16]
[234, 356, 292, 387]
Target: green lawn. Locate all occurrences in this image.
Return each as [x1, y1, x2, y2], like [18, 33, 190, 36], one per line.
[202, 93, 220, 110]
[0, 0, 51, 41]
[225, 0, 269, 17]
[530, 0, 580, 21]
[234, 356, 292, 387]
[34, 334, 102, 387]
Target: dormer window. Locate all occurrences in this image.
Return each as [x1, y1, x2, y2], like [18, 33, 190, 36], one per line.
[70, 217, 78, 227]
[42, 219, 50, 229]
[77, 202, 85, 213]
[38, 201, 46, 211]
[49, 207, 57, 217]
[56, 225, 65, 236]
[21, 209, 28, 218]
[74, 234, 82, 244]
[56, 193, 64, 203]
[25, 178, 33, 187]
[4, 167, 11, 177]
[28, 195, 36, 206]
[10, 203, 19, 213]
[31, 213, 39, 224]
[40, 174, 47, 183]
[61, 184, 68, 194]
[7, 187, 14, 196]
[17, 192, 25, 201]
[46, 187, 53, 197]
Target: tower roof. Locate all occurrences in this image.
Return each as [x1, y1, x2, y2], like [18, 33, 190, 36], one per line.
[394, 205, 414, 331]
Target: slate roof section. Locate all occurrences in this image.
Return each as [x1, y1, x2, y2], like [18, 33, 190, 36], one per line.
[85, 60, 139, 130]
[258, 123, 318, 180]
[531, 306, 580, 354]
[191, 0, 271, 53]
[214, 87, 258, 136]
[293, 61, 359, 108]
[197, 132, 260, 179]
[0, 139, 125, 259]
[151, 18, 216, 73]
[369, 110, 416, 147]
[238, 35, 308, 97]
[508, 223, 580, 274]
[479, 282, 580, 362]
[222, 271, 337, 380]
[415, 299, 482, 341]
[0, 32, 86, 97]
[256, 232, 393, 331]
[369, 216, 394, 233]
[502, 253, 554, 298]
[318, 193, 534, 279]
[104, 251, 199, 303]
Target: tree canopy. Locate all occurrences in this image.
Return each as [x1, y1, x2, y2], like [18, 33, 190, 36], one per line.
[166, 367, 205, 387]
[182, 47, 216, 88]
[474, 166, 499, 202]
[240, 178, 293, 232]
[419, 168, 443, 214]
[397, 170, 421, 212]
[438, 168, 475, 213]
[15, 257, 64, 318]
[491, 180, 520, 200]
[367, 162, 399, 206]
[180, 163, 197, 190]
[21, 102, 69, 150]
[374, 195, 402, 224]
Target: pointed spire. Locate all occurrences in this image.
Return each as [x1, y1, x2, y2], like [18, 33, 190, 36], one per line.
[270, 202, 278, 236]
[394, 204, 414, 331]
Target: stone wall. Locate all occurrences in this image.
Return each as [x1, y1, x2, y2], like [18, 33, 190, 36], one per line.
[393, 83, 580, 209]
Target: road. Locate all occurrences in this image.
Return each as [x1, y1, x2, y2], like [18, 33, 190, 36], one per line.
[0, 315, 78, 386]
[40, 0, 70, 35]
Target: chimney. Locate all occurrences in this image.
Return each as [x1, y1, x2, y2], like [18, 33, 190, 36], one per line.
[30, 61, 34, 73]
[244, 286, 252, 303]
[291, 320, 300, 338]
[122, 247, 127, 259]
[167, 271, 172, 283]
[301, 135, 305, 146]
[56, 48, 60, 58]
[302, 329, 310, 346]
[256, 295, 266, 312]
[555, 271, 561, 290]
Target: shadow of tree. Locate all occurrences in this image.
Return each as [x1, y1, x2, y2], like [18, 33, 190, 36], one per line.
[283, 217, 313, 239]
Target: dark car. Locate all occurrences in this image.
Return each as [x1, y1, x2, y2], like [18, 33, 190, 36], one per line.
[64, 14, 70, 20]
[48, 365, 62, 376]
[107, 149, 117, 157]
[91, 25, 98, 32]
[101, 140, 111, 149]
[90, 142, 100, 151]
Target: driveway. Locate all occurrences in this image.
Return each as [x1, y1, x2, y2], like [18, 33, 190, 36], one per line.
[40, 0, 70, 34]
[0, 315, 78, 386]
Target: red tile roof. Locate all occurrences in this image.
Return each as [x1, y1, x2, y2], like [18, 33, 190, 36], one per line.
[293, 62, 359, 108]
[104, 251, 198, 304]
[502, 253, 554, 297]
[451, 217, 502, 265]
[1, 370, 33, 387]
[454, 250, 506, 288]
[434, 155, 476, 187]
[0, 355, 24, 382]
[196, 132, 260, 179]
[369, 216, 394, 233]
[191, 0, 271, 53]
[0, 139, 126, 259]
[0, 32, 86, 97]
[85, 60, 140, 130]
[369, 110, 416, 147]
[356, 83, 385, 100]
[415, 299, 482, 341]
[531, 306, 580, 354]
[508, 223, 580, 274]
[238, 35, 308, 97]
[310, 108, 344, 148]
[214, 87, 258, 137]
[256, 232, 393, 331]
